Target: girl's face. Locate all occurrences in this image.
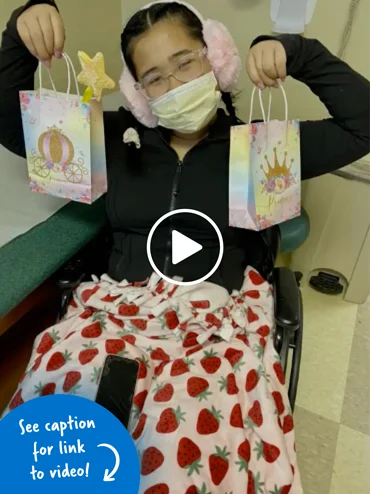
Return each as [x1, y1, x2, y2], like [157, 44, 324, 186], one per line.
[131, 19, 212, 95]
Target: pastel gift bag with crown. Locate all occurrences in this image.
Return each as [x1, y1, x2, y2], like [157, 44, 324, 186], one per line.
[19, 53, 107, 204]
[229, 84, 301, 231]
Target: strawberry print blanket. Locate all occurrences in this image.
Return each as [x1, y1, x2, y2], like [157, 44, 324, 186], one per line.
[3, 267, 302, 494]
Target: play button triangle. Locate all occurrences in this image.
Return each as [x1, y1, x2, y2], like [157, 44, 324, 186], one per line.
[172, 230, 203, 265]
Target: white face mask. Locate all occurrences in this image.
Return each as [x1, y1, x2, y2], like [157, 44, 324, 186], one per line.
[149, 71, 221, 133]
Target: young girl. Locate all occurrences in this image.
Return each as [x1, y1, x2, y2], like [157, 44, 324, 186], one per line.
[0, 1, 369, 493]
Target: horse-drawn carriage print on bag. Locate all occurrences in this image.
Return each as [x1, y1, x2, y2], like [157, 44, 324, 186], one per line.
[20, 53, 107, 204]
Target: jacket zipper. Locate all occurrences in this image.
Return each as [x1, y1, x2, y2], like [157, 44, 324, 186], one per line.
[163, 159, 183, 275]
[154, 129, 213, 276]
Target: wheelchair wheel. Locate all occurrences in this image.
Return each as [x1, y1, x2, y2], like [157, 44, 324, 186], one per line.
[288, 291, 303, 412]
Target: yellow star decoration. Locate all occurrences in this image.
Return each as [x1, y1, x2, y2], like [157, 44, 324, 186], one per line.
[77, 51, 116, 102]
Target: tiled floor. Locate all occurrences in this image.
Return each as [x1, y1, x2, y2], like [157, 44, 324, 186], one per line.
[293, 286, 370, 494]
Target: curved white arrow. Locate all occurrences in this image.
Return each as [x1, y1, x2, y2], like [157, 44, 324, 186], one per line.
[97, 443, 120, 482]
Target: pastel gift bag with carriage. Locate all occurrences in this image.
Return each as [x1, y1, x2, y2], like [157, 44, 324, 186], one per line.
[19, 53, 107, 204]
[229, 83, 301, 231]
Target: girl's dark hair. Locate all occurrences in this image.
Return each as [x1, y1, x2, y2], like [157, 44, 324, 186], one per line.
[121, 2, 239, 124]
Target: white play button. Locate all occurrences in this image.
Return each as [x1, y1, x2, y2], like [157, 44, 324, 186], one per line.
[147, 208, 224, 286]
[172, 230, 203, 265]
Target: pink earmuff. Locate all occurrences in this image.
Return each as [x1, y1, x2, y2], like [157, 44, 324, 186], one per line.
[119, 0, 241, 128]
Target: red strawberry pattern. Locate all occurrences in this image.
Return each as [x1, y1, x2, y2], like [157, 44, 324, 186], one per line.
[132, 413, 147, 440]
[283, 414, 294, 434]
[249, 270, 265, 285]
[78, 343, 98, 365]
[105, 339, 126, 355]
[218, 373, 239, 394]
[256, 325, 270, 337]
[133, 390, 148, 416]
[247, 307, 259, 324]
[120, 333, 136, 345]
[224, 348, 245, 371]
[80, 308, 95, 320]
[153, 383, 174, 402]
[81, 318, 105, 338]
[255, 440, 281, 463]
[196, 406, 223, 435]
[170, 358, 193, 376]
[235, 439, 251, 471]
[107, 313, 125, 328]
[185, 344, 203, 357]
[141, 446, 164, 475]
[209, 446, 230, 485]
[36, 330, 60, 354]
[63, 371, 82, 393]
[182, 331, 199, 348]
[69, 297, 78, 309]
[137, 356, 149, 379]
[190, 300, 210, 309]
[187, 377, 211, 401]
[230, 403, 244, 428]
[150, 347, 170, 361]
[154, 361, 169, 377]
[156, 406, 186, 433]
[118, 304, 140, 317]
[30, 355, 43, 373]
[200, 349, 221, 374]
[205, 313, 222, 329]
[167, 285, 178, 297]
[248, 471, 264, 494]
[101, 293, 121, 303]
[177, 437, 203, 475]
[185, 483, 210, 494]
[164, 310, 179, 330]
[272, 391, 285, 416]
[155, 280, 165, 294]
[236, 333, 249, 346]
[46, 350, 72, 371]
[81, 285, 99, 303]
[6, 268, 299, 494]
[144, 484, 169, 494]
[243, 290, 260, 299]
[34, 382, 56, 396]
[246, 401, 263, 428]
[130, 319, 148, 331]
[245, 365, 265, 392]
[270, 485, 292, 494]
[273, 359, 286, 385]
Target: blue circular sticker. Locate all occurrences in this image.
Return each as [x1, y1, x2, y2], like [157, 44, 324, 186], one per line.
[0, 395, 140, 493]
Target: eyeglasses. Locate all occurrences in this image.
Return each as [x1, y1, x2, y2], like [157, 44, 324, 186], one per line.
[135, 47, 208, 99]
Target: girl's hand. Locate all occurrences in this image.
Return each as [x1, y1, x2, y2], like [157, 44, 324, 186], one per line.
[17, 4, 65, 68]
[246, 40, 287, 89]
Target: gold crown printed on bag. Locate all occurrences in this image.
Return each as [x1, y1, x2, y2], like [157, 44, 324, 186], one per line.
[260, 148, 294, 181]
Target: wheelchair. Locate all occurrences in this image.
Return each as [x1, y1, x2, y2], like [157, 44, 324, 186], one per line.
[55, 225, 303, 411]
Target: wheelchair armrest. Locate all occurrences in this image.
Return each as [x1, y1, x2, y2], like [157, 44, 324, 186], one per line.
[273, 267, 300, 329]
[56, 258, 87, 290]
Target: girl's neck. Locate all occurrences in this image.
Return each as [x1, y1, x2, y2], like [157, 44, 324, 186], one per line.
[172, 127, 208, 142]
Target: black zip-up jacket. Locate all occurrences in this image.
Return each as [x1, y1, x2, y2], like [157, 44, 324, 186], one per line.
[1, 1, 369, 291]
